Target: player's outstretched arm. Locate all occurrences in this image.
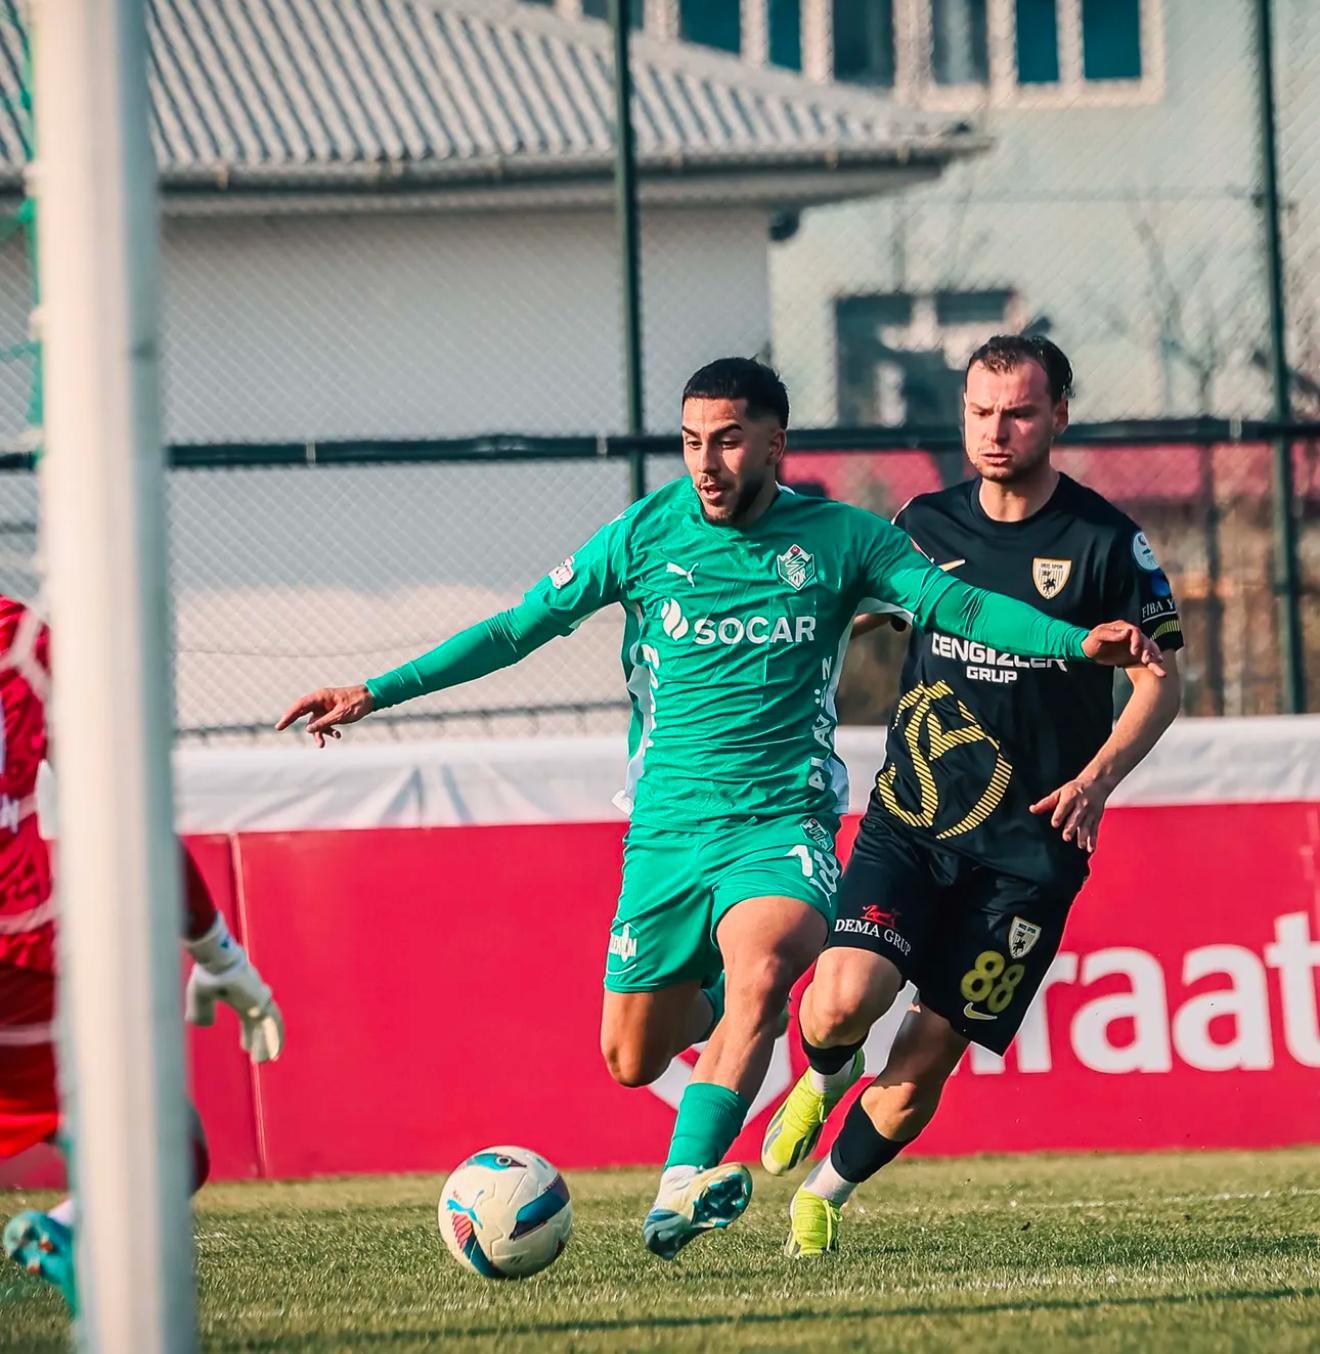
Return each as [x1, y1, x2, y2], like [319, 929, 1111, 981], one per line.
[276, 519, 629, 745]
[1031, 654, 1182, 851]
[857, 513, 1160, 670]
[1078, 619, 1166, 673]
[276, 683, 373, 746]
[925, 581, 1165, 672]
[274, 608, 544, 747]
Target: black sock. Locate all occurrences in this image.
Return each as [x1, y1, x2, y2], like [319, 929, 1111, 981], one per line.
[800, 1024, 864, 1076]
[830, 1094, 913, 1183]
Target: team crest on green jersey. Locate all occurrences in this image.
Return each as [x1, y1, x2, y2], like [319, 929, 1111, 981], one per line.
[776, 544, 815, 591]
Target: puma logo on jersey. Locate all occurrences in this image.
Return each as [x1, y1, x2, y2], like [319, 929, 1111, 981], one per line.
[665, 562, 699, 586]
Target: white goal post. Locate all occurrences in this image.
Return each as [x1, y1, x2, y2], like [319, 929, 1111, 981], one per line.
[31, 0, 197, 1349]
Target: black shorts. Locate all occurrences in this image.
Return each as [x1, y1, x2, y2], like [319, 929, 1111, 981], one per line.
[825, 812, 1082, 1055]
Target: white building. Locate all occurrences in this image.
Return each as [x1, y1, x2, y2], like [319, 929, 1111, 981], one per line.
[535, 0, 1314, 425]
[0, 0, 984, 445]
[0, 0, 987, 738]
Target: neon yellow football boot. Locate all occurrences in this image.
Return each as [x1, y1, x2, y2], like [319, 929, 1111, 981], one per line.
[784, 1186, 841, 1258]
[760, 1050, 864, 1177]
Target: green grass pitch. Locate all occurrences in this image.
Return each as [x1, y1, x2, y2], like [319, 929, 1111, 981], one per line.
[3, 1148, 1318, 1352]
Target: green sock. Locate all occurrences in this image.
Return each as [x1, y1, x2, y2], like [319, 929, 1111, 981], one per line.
[664, 1082, 749, 1170]
[697, 974, 725, 1042]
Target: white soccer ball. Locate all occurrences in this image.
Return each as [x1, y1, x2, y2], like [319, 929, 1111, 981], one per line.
[438, 1145, 572, 1279]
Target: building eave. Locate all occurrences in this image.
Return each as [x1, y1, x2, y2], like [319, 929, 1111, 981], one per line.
[0, 132, 986, 218]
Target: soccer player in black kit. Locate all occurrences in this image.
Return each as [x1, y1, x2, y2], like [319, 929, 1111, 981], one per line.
[761, 335, 1184, 1257]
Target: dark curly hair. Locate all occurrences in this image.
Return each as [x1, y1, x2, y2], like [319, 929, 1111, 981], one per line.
[682, 357, 790, 428]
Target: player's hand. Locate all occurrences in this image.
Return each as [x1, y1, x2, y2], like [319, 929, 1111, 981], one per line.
[185, 952, 285, 1064]
[852, 613, 908, 638]
[1030, 776, 1112, 853]
[1081, 622, 1165, 675]
[275, 684, 374, 746]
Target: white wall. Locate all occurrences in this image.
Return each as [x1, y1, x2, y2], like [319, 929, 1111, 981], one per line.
[147, 201, 773, 735]
[158, 204, 772, 443]
[0, 198, 781, 736]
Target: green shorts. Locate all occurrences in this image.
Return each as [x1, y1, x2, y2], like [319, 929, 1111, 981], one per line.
[603, 814, 842, 993]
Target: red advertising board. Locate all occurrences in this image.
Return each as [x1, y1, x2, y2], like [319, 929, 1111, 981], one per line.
[224, 802, 1320, 1176]
[4, 800, 1317, 1187]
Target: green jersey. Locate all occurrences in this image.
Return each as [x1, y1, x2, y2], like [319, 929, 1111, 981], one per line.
[366, 478, 1092, 829]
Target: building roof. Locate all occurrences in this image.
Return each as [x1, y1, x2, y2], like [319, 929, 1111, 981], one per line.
[0, 0, 983, 201]
[784, 442, 1320, 512]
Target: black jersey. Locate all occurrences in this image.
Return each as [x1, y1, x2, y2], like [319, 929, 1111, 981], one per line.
[870, 473, 1183, 888]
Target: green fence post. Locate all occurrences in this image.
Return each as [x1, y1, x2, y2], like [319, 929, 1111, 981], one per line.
[1256, 0, 1306, 712]
[611, 0, 646, 501]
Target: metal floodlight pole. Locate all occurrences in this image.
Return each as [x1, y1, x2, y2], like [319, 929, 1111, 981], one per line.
[1255, 0, 1306, 712]
[31, 0, 197, 1350]
[610, 0, 647, 499]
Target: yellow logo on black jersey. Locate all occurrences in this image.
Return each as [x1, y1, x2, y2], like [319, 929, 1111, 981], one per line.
[1032, 557, 1072, 598]
[876, 681, 1013, 839]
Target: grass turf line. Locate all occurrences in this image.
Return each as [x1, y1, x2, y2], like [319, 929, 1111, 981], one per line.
[2, 1147, 1318, 1352]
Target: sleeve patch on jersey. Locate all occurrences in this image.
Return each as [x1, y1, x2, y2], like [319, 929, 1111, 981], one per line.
[1142, 598, 1178, 622]
[1132, 532, 1160, 571]
[549, 556, 575, 589]
[1151, 618, 1182, 642]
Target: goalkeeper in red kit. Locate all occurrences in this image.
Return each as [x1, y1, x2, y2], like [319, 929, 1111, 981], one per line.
[0, 596, 284, 1311]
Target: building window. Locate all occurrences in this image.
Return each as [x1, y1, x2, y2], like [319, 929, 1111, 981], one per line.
[1015, 0, 1060, 83]
[833, 0, 895, 87]
[769, 0, 802, 70]
[935, 289, 1016, 326]
[825, 0, 1159, 105]
[1082, 0, 1142, 80]
[680, 0, 741, 52]
[931, 0, 989, 86]
[836, 290, 1016, 426]
[580, 0, 645, 26]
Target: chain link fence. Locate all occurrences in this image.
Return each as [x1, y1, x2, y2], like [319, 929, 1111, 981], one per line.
[0, 0, 1313, 443]
[0, 0, 1314, 732]
[0, 429, 1310, 741]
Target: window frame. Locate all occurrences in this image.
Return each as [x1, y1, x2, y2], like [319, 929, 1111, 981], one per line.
[1007, 0, 1164, 108]
[926, 0, 993, 92]
[834, 287, 1026, 426]
[528, 0, 1165, 110]
[829, 0, 1165, 108]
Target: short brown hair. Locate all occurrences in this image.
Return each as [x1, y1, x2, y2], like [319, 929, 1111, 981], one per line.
[966, 335, 1073, 403]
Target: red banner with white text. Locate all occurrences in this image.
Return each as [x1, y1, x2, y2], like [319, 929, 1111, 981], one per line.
[4, 800, 1317, 1187]
[218, 801, 1320, 1176]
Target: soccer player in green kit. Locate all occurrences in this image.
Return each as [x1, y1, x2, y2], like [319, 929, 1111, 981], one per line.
[277, 358, 1164, 1260]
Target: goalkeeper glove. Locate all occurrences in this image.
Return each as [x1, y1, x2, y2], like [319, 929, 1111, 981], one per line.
[184, 915, 284, 1064]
